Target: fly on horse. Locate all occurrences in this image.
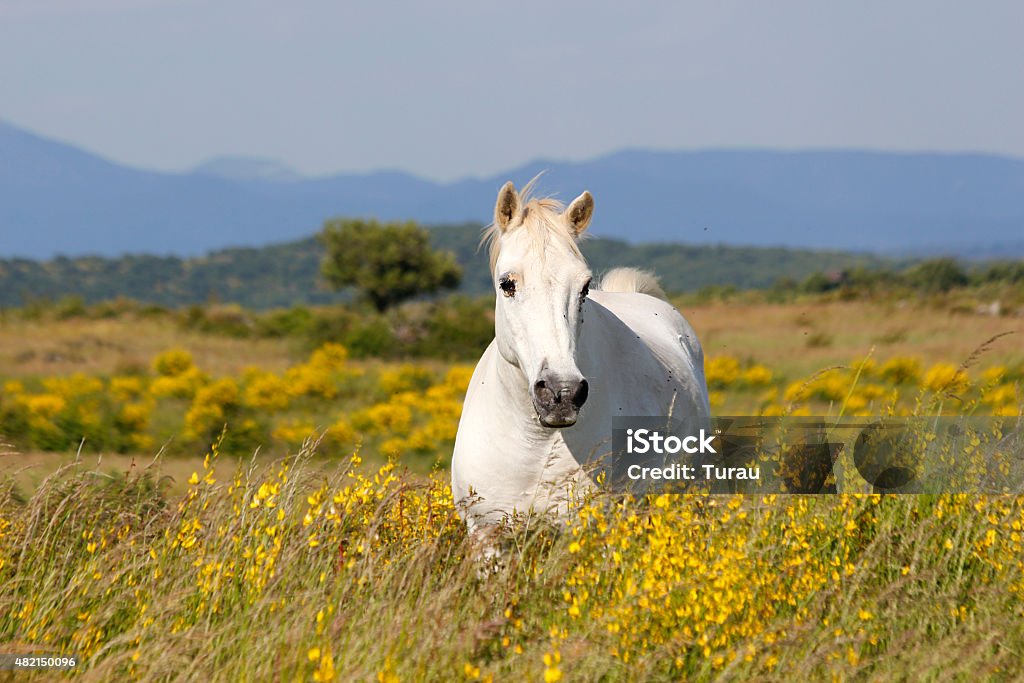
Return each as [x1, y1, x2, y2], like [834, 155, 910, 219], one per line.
[451, 180, 711, 531]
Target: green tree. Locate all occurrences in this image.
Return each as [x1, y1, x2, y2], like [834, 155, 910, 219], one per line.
[904, 258, 968, 293]
[319, 218, 461, 312]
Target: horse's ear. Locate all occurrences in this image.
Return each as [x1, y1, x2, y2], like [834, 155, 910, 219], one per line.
[565, 191, 594, 236]
[494, 181, 520, 232]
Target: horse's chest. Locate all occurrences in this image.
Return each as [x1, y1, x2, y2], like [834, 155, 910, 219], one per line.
[483, 431, 592, 513]
[538, 431, 583, 480]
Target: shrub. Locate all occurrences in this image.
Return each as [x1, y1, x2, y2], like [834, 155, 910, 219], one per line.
[153, 349, 196, 377]
[880, 357, 923, 385]
[904, 259, 968, 293]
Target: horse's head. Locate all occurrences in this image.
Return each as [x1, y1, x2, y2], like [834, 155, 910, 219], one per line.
[487, 180, 594, 428]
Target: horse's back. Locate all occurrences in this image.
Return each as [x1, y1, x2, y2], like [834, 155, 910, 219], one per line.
[583, 291, 709, 417]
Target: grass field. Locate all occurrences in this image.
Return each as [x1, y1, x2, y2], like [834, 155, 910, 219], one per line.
[0, 314, 298, 379]
[4, 299, 1020, 380]
[0, 297, 1022, 680]
[684, 298, 1022, 377]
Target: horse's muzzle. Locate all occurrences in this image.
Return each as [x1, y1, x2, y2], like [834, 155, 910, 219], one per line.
[533, 376, 589, 428]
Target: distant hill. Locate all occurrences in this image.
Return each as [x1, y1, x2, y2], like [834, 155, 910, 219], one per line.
[0, 225, 898, 309]
[191, 156, 304, 183]
[2, 119, 1023, 259]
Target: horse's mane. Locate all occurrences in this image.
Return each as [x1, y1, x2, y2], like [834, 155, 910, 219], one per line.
[482, 175, 585, 276]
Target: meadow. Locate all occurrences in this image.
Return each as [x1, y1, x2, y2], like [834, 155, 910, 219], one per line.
[0, 295, 1022, 680]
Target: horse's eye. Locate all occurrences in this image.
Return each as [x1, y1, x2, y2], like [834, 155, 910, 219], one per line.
[581, 279, 591, 299]
[499, 278, 516, 298]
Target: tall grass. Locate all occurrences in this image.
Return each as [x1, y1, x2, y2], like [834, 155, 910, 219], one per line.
[2, 438, 1023, 681]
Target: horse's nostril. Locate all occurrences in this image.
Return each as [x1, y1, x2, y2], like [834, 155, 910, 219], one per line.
[533, 379, 553, 403]
[573, 379, 589, 408]
[533, 377, 586, 411]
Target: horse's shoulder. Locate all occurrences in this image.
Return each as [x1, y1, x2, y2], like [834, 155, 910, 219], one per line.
[590, 291, 704, 366]
[592, 291, 695, 334]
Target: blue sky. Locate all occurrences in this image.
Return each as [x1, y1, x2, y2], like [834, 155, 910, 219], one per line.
[2, 0, 1022, 180]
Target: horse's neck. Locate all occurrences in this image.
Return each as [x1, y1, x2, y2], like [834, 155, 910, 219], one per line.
[492, 351, 560, 444]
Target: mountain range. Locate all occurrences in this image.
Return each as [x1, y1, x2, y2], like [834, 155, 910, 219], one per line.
[2, 119, 1023, 259]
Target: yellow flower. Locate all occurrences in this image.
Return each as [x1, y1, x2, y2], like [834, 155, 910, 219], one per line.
[376, 657, 399, 683]
[313, 649, 336, 682]
[543, 651, 562, 682]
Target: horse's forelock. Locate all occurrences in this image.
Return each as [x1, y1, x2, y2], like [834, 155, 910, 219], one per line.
[482, 177, 585, 276]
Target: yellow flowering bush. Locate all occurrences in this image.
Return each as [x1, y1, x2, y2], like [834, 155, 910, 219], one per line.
[921, 362, 969, 394]
[272, 419, 319, 447]
[351, 403, 413, 436]
[880, 356, 923, 384]
[184, 378, 240, 441]
[309, 342, 349, 370]
[379, 364, 435, 395]
[784, 371, 849, 404]
[324, 419, 357, 450]
[3, 379, 25, 395]
[284, 343, 357, 400]
[741, 364, 773, 387]
[116, 401, 152, 433]
[25, 393, 66, 419]
[153, 348, 196, 377]
[242, 370, 291, 412]
[1, 343, 1017, 462]
[981, 366, 1007, 384]
[705, 355, 741, 388]
[149, 366, 208, 399]
[109, 376, 146, 401]
[42, 373, 104, 399]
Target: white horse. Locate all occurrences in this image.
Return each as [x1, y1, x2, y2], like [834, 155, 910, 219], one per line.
[451, 180, 711, 531]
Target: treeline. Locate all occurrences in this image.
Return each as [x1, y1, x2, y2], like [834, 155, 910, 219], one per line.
[4, 219, 1019, 312]
[8, 254, 1022, 364]
[0, 238, 347, 309]
[0, 222, 898, 308]
[784, 258, 1024, 296]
